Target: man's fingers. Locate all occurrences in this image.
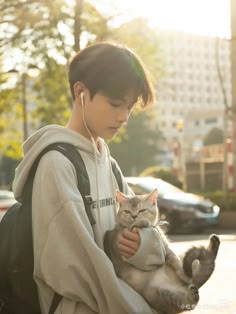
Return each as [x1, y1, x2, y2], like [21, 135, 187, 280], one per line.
[122, 228, 140, 242]
[118, 234, 139, 250]
[118, 243, 137, 257]
[117, 228, 141, 258]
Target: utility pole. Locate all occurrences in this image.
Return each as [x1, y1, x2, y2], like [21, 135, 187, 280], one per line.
[231, 0, 236, 190]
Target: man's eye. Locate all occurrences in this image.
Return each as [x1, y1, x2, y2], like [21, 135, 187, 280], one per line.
[110, 102, 120, 107]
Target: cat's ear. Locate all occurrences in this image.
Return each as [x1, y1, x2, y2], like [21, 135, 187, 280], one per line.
[146, 189, 158, 205]
[116, 191, 127, 206]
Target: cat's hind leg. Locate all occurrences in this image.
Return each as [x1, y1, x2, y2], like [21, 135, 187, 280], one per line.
[207, 234, 220, 257]
[146, 285, 199, 314]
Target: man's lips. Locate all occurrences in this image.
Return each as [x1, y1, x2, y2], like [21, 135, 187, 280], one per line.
[109, 126, 121, 131]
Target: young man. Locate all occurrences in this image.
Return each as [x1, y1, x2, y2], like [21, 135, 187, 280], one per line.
[13, 42, 166, 313]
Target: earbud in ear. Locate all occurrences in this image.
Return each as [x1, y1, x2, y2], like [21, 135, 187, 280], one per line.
[80, 92, 84, 106]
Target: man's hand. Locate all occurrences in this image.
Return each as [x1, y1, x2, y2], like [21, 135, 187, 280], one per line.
[117, 228, 140, 258]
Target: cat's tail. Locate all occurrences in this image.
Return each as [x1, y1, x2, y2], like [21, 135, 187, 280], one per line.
[182, 234, 220, 288]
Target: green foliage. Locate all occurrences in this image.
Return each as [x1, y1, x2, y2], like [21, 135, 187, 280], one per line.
[1, 0, 79, 61]
[108, 18, 164, 83]
[203, 127, 224, 145]
[0, 0, 112, 63]
[0, 69, 17, 115]
[0, 155, 20, 189]
[0, 1, 164, 168]
[139, 166, 183, 188]
[82, 2, 114, 43]
[32, 58, 71, 127]
[0, 69, 23, 159]
[198, 191, 236, 212]
[109, 110, 162, 175]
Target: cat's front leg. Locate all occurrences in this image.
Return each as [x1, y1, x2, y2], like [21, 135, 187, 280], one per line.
[128, 219, 150, 231]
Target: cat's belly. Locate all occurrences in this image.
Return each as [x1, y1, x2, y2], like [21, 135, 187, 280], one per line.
[120, 264, 186, 295]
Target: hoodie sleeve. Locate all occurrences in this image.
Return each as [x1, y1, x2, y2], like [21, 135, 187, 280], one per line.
[32, 151, 154, 314]
[121, 227, 167, 270]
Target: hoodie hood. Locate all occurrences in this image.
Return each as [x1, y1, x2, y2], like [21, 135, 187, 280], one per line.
[13, 124, 107, 202]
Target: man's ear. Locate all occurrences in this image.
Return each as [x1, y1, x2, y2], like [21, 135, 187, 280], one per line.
[74, 81, 86, 100]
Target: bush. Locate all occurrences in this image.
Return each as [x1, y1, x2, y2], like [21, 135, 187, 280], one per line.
[199, 191, 236, 211]
[139, 166, 183, 188]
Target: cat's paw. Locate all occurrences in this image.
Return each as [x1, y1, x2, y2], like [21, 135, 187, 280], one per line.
[209, 234, 220, 256]
[129, 220, 150, 231]
[188, 284, 199, 303]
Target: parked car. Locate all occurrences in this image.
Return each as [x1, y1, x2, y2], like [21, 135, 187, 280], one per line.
[0, 190, 16, 221]
[126, 177, 220, 233]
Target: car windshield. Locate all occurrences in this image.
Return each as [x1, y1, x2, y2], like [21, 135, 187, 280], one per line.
[127, 178, 184, 196]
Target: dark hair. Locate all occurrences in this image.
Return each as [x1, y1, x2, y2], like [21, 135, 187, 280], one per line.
[68, 42, 155, 108]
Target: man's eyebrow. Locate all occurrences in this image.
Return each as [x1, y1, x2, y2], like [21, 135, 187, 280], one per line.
[107, 95, 138, 104]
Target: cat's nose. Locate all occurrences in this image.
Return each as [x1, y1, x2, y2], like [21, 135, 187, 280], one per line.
[131, 215, 137, 220]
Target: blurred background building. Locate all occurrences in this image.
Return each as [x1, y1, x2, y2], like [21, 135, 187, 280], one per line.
[156, 30, 231, 165]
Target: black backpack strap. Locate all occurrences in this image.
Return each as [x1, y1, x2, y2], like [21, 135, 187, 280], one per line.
[42, 143, 96, 225]
[110, 158, 123, 192]
[25, 142, 96, 226]
[23, 142, 96, 314]
[49, 293, 63, 314]
[23, 142, 121, 313]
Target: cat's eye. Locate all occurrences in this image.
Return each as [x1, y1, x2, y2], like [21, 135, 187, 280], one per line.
[139, 209, 146, 213]
[124, 210, 130, 214]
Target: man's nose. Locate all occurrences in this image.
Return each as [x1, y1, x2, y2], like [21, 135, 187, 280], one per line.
[117, 107, 130, 123]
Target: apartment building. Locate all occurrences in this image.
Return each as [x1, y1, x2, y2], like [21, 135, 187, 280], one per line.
[155, 30, 232, 162]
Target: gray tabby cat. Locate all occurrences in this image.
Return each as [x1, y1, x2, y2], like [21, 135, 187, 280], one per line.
[104, 189, 220, 314]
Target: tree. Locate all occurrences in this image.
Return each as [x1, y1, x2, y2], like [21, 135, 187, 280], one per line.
[203, 127, 224, 145]
[106, 18, 164, 176]
[32, 58, 71, 127]
[108, 110, 163, 175]
[0, 2, 164, 163]
[0, 67, 23, 159]
[0, 0, 113, 65]
[0, 0, 113, 157]
[107, 18, 164, 82]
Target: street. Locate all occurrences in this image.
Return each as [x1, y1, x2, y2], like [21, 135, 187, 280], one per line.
[169, 230, 236, 314]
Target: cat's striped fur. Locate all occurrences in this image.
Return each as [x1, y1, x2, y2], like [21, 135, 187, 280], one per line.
[104, 190, 220, 314]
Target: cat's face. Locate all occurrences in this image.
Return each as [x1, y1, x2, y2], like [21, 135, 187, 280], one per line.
[116, 189, 159, 228]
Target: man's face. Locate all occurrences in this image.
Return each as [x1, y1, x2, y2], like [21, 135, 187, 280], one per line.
[83, 92, 137, 140]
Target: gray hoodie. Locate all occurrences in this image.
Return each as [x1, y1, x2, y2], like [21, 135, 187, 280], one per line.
[13, 125, 164, 314]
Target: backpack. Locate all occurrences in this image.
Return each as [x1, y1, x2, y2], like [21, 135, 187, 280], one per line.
[0, 142, 123, 314]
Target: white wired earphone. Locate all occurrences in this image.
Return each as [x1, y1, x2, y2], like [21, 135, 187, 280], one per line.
[79, 90, 102, 213]
[80, 91, 84, 107]
[79, 90, 117, 213]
